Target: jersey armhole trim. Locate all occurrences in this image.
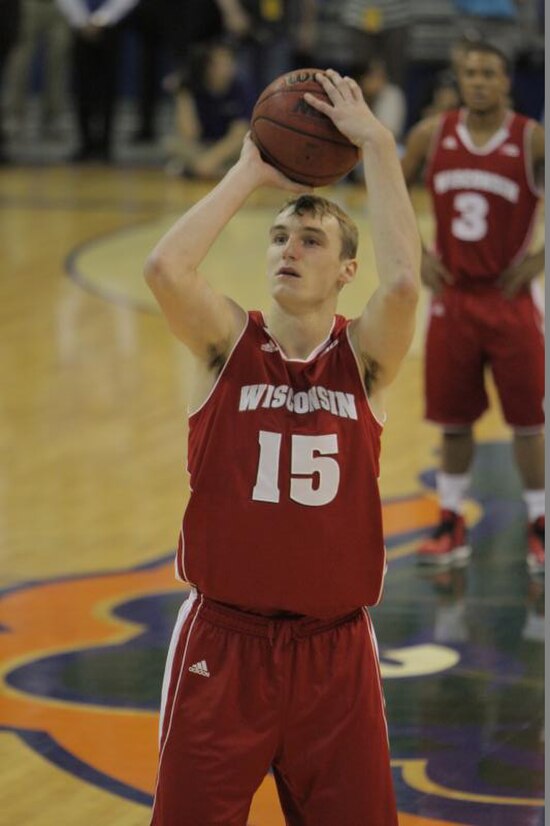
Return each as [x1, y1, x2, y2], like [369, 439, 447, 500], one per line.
[187, 312, 250, 419]
[345, 323, 386, 429]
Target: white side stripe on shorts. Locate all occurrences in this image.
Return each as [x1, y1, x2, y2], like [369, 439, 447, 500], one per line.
[158, 588, 198, 745]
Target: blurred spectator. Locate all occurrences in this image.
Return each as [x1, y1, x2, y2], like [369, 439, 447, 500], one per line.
[404, 0, 462, 130]
[340, 0, 412, 87]
[4, 0, 70, 138]
[0, 0, 21, 162]
[165, 40, 252, 179]
[159, 0, 249, 74]
[216, 0, 251, 38]
[451, 0, 521, 60]
[420, 69, 461, 118]
[309, 0, 411, 85]
[354, 57, 406, 141]
[56, 0, 139, 162]
[345, 56, 406, 183]
[157, 0, 252, 113]
[419, 40, 468, 119]
[511, 0, 544, 120]
[290, 0, 316, 67]
[310, 0, 375, 76]
[124, 0, 166, 143]
[236, 0, 314, 97]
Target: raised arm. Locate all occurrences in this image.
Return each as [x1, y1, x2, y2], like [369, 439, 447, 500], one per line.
[305, 70, 421, 391]
[144, 137, 305, 366]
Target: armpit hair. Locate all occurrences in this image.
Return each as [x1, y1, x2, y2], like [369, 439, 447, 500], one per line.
[207, 345, 226, 375]
[363, 354, 380, 396]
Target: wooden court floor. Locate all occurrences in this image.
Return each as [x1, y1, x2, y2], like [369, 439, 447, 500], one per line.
[0, 164, 544, 826]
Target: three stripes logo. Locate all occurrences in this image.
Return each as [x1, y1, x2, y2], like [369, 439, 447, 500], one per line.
[189, 659, 210, 677]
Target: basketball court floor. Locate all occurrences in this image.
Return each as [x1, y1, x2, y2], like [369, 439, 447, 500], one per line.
[0, 164, 544, 825]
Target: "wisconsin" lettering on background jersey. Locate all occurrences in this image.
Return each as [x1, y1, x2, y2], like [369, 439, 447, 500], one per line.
[239, 384, 358, 420]
[433, 169, 519, 202]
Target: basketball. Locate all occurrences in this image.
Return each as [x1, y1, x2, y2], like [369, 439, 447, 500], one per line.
[251, 68, 361, 187]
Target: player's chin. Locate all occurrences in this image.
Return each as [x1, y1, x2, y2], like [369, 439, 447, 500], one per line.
[465, 96, 490, 112]
[269, 278, 300, 296]
[269, 280, 307, 308]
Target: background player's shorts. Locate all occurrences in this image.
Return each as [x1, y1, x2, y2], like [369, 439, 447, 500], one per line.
[151, 591, 397, 826]
[424, 283, 545, 430]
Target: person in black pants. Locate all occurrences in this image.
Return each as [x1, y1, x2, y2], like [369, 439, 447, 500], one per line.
[125, 0, 167, 143]
[57, 0, 138, 161]
[0, 0, 21, 163]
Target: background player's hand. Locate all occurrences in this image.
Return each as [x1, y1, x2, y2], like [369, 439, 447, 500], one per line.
[499, 253, 544, 298]
[303, 69, 386, 148]
[237, 132, 312, 193]
[421, 250, 453, 293]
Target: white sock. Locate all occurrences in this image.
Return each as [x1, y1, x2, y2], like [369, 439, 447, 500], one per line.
[436, 472, 471, 515]
[523, 489, 545, 522]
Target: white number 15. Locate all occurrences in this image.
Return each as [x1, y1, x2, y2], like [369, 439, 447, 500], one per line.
[252, 430, 340, 507]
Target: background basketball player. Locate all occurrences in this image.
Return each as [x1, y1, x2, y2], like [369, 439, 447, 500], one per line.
[401, 42, 545, 574]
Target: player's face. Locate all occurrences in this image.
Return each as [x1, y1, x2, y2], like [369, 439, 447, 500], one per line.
[266, 210, 355, 307]
[458, 52, 510, 113]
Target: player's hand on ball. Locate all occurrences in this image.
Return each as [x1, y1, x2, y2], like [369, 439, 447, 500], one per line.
[304, 69, 386, 148]
[239, 133, 312, 193]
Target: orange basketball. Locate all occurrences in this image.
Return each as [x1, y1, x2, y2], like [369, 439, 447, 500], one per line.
[251, 68, 361, 187]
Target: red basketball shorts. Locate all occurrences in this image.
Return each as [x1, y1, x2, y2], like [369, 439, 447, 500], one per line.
[151, 590, 397, 826]
[424, 283, 545, 429]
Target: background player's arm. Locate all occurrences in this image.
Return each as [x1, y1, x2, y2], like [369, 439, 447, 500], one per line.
[531, 120, 545, 190]
[499, 122, 545, 297]
[400, 117, 437, 187]
[401, 115, 454, 293]
[306, 71, 421, 391]
[144, 137, 306, 365]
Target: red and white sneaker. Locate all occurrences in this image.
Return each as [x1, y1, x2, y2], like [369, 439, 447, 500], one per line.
[527, 516, 545, 576]
[417, 509, 471, 567]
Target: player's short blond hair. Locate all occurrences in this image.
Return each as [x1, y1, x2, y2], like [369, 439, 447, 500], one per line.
[278, 195, 359, 260]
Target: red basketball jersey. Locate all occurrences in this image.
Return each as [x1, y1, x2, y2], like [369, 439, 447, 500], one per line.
[177, 311, 386, 619]
[425, 109, 540, 285]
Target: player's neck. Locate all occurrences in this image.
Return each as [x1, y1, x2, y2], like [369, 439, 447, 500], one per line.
[464, 105, 508, 138]
[264, 304, 336, 360]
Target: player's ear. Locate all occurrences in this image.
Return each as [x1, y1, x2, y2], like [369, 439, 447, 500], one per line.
[338, 258, 357, 289]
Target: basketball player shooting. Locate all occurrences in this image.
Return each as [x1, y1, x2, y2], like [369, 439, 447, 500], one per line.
[145, 69, 421, 826]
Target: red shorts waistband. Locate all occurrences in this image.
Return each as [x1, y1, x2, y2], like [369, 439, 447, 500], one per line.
[199, 596, 363, 640]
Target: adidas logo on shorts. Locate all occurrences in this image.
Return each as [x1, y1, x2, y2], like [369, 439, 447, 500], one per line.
[189, 659, 210, 677]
